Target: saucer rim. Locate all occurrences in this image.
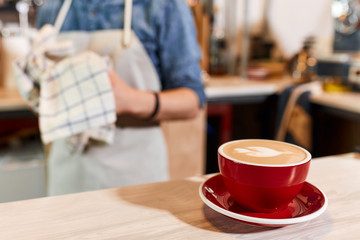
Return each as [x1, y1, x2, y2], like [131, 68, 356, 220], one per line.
[199, 174, 328, 226]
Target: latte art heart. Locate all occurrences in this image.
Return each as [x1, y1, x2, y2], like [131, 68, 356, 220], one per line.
[222, 140, 307, 165]
[233, 147, 292, 158]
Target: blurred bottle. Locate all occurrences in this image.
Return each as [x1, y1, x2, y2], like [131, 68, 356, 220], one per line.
[209, 1, 228, 75]
[0, 26, 31, 89]
[0, 0, 32, 89]
[289, 36, 317, 83]
[209, 28, 228, 75]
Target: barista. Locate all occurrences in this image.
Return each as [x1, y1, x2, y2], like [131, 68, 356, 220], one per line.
[36, 0, 205, 195]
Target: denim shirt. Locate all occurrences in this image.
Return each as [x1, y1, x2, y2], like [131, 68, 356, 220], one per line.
[36, 0, 205, 107]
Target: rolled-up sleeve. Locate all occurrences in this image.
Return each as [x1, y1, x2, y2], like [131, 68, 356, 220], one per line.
[156, 0, 206, 107]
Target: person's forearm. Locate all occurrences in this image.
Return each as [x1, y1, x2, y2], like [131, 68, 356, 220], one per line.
[109, 71, 201, 120]
[126, 88, 200, 121]
[155, 88, 200, 120]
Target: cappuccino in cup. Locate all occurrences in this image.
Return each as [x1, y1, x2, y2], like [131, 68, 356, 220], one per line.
[218, 139, 311, 213]
[221, 139, 307, 165]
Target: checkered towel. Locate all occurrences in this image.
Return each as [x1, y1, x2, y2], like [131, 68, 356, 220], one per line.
[13, 24, 116, 151]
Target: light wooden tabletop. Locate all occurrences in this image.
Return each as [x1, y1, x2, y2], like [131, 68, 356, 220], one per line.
[0, 153, 359, 239]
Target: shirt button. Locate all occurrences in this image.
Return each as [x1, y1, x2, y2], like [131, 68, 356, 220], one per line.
[91, 10, 96, 16]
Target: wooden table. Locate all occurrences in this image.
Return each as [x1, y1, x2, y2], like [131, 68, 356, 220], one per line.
[0, 153, 359, 239]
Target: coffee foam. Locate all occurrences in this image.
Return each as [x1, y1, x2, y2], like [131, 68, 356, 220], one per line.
[221, 140, 308, 165]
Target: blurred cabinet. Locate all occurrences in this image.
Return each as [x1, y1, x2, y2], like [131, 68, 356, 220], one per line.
[0, 140, 46, 203]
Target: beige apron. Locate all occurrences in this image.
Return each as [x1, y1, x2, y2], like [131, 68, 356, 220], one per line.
[47, 0, 168, 195]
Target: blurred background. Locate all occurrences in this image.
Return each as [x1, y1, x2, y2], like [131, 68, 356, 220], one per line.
[0, 0, 359, 202]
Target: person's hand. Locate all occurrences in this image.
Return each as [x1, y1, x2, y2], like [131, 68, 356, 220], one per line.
[108, 70, 200, 120]
[108, 70, 135, 115]
[108, 70, 155, 118]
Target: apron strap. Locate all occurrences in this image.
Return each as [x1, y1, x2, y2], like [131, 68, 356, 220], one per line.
[54, 0, 73, 32]
[122, 0, 133, 47]
[54, 0, 133, 46]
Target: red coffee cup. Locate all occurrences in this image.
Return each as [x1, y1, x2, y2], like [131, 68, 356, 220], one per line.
[218, 139, 311, 213]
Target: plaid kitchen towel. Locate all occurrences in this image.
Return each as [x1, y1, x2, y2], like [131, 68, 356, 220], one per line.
[13, 24, 116, 151]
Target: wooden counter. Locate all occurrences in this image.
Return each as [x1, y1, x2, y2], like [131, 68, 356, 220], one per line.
[0, 88, 36, 119]
[2, 78, 360, 118]
[310, 91, 360, 116]
[205, 74, 295, 103]
[0, 88, 28, 111]
[0, 153, 359, 239]
[205, 75, 360, 116]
